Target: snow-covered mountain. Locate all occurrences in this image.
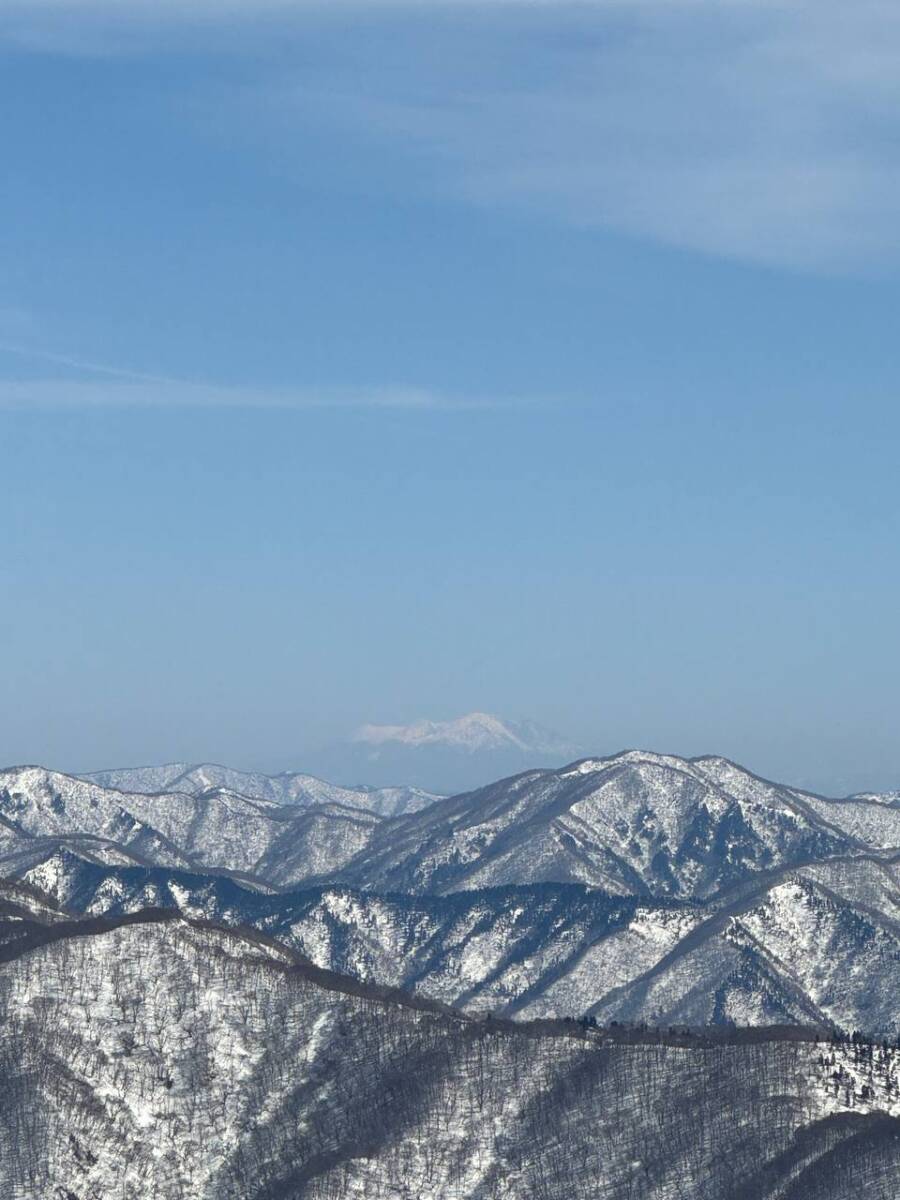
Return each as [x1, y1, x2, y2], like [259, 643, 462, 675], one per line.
[26, 850, 900, 1035]
[82, 761, 438, 817]
[7, 750, 900, 1041]
[19, 749, 900, 904]
[253, 802, 383, 886]
[355, 712, 573, 753]
[310, 711, 583, 793]
[334, 750, 900, 898]
[0, 766, 387, 887]
[2, 903, 900, 1198]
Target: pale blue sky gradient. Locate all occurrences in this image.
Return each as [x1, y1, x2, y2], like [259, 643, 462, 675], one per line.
[1, 3, 899, 792]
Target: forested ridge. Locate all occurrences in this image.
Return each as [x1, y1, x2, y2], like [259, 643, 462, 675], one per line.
[2, 908, 900, 1199]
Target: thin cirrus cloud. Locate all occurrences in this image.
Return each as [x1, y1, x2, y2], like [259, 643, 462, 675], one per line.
[7, 1, 900, 272]
[0, 379, 469, 411]
[0, 345, 497, 411]
[261, 0, 900, 273]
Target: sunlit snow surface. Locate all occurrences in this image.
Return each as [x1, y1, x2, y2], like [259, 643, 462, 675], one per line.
[2, 911, 900, 1199]
[6, 751, 900, 1195]
[8, 750, 900, 1036]
[82, 760, 439, 816]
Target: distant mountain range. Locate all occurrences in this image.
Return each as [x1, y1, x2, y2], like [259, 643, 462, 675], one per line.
[0, 764, 436, 887]
[83, 711, 581, 797]
[82, 760, 438, 815]
[4, 748, 900, 1037]
[308, 711, 583, 792]
[7, 745, 900, 1195]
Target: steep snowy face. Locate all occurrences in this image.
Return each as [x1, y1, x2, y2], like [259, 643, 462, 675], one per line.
[2, 908, 900, 1200]
[28, 851, 900, 1035]
[334, 751, 893, 900]
[798, 856, 900, 922]
[581, 869, 900, 1035]
[83, 762, 193, 794]
[0, 767, 195, 870]
[254, 775, 438, 817]
[254, 803, 383, 886]
[19, 858, 651, 1016]
[0, 767, 290, 875]
[125, 787, 292, 874]
[730, 878, 900, 1033]
[0, 768, 385, 884]
[81, 761, 439, 816]
[353, 783, 442, 817]
[692, 756, 900, 848]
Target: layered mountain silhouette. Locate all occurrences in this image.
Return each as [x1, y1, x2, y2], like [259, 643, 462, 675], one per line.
[2, 896, 900, 1198]
[4, 749, 900, 1037]
[332, 750, 900, 897]
[82, 760, 437, 815]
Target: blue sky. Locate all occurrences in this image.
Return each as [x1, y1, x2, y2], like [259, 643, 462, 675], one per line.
[2, 2, 899, 791]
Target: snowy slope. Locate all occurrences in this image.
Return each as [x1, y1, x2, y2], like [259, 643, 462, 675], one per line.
[335, 750, 900, 898]
[254, 802, 383, 886]
[693, 756, 900, 849]
[0, 767, 196, 870]
[0, 766, 291, 875]
[0, 767, 385, 885]
[582, 872, 900, 1034]
[19, 856, 649, 1014]
[23, 850, 900, 1035]
[9, 751, 900, 1042]
[2, 908, 900, 1199]
[81, 762, 193, 793]
[82, 761, 439, 816]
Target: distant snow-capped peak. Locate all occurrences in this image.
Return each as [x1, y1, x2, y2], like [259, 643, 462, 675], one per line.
[353, 712, 577, 756]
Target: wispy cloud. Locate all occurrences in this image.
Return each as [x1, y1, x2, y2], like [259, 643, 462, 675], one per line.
[0, 379, 453, 411]
[0, 0, 745, 10]
[261, 0, 900, 273]
[0, 344, 513, 411]
[6, 1, 900, 271]
[0, 341, 189, 387]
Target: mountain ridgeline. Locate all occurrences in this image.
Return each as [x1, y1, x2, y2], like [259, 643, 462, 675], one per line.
[3, 749, 900, 1034]
[4, 746, 900, 1195]
[2, 895, 900, 1199]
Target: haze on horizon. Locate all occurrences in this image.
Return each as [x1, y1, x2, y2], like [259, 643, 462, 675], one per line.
[1, 2, 898, 797]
